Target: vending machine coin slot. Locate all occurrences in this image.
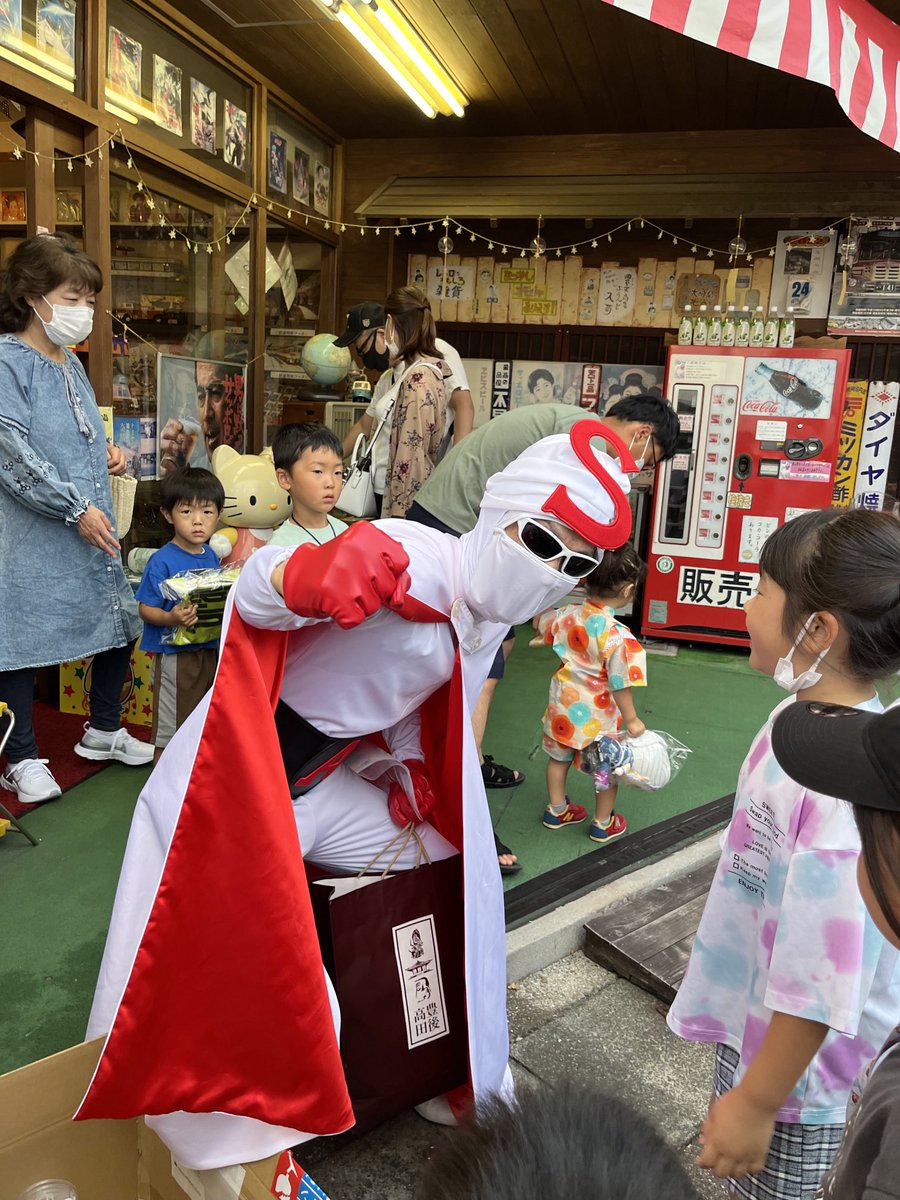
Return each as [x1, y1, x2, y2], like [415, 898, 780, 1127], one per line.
[784, 437, 824, 460]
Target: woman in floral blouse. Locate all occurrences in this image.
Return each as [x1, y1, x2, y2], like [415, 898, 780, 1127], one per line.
[381, 286, 448, 518]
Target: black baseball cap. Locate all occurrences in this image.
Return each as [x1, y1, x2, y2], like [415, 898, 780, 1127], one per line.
[334, 301, 386, 347]
[772, 701, 900, 813]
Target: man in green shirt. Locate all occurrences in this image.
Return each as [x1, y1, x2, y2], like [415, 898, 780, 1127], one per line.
[407, 394, 679, 873]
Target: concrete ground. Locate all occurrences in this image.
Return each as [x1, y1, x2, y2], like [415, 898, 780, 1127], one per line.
[300, 836, 729, 1199]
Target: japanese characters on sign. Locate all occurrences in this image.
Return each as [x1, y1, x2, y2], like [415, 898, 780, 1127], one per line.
[393, 913, 450, 1050]
[491, 359, 511, 418]
[677, 566, 759, 609]
[853, 381, 899, 509]
[831, 380, 867, 508]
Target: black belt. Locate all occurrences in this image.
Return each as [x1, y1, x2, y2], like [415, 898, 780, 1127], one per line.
[274, 700, 361, 797]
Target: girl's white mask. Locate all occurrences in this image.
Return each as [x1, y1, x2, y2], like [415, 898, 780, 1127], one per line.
[773, 614, 830, 693]
[466, 526, 576, 626]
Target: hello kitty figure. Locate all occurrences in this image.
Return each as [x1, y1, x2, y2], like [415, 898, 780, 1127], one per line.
[211, 444, 292, 564]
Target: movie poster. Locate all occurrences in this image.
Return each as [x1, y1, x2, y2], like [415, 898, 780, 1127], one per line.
[269, 133, 287, 194]
[190, 79, 216, 154]
[36, 0, 76, 70]
[108, 27, 142, 102]
[293, 148, 310, 205]
[113, 416, 142, 479]
[509, 361, 586, 409]
[597, 364, 665, 413]
[156, 354, 246, 477]
[0, 0, 21, 43]
[313, 160, 330, 215]
[223, 101, 247, 170]
[153, 55, 183, 136]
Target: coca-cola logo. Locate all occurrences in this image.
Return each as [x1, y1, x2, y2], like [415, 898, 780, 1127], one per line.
[741, 400, 783, 414]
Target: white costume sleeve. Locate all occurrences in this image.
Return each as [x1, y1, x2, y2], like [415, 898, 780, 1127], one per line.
[383, 709, 423, 762]
[233, 544, 327, 631]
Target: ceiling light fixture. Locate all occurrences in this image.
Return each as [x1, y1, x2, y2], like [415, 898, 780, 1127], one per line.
[317, 0, 467, 119]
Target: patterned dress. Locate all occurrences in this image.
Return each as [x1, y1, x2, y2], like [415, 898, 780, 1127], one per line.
[539, 600, 647, 751]
[383, 357, 447, 518]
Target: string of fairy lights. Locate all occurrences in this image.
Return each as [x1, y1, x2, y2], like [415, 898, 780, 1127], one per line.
[0, 123, 869, 264]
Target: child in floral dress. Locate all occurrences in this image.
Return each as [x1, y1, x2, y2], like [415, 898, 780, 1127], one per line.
[537, 544, 647, 842]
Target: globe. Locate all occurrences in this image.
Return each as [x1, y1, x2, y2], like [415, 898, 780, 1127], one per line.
[301, 333, 352, 387]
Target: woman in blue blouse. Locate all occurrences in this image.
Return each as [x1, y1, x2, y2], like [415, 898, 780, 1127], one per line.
[0, 234, 152, 805]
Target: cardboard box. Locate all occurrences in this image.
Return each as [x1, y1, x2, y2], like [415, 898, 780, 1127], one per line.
[0, 1039, 285, 1200]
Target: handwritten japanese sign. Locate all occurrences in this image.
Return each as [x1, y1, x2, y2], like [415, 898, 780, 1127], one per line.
[429, 264, 473, 302]
[393, 913, 450, 1050]
[598, 267, 636, 325]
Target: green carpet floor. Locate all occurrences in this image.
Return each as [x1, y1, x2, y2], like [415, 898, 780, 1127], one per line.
[6, 640, 893, 1076]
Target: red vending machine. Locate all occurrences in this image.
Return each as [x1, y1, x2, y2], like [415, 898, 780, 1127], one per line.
[641, 346, 851, 647]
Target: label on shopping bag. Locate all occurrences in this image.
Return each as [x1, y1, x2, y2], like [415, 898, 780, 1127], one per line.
[270, 1149, 329, 1199]
[393, 913, 450, 1049]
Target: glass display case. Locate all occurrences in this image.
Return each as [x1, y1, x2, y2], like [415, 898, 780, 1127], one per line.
[266, 102, 333, 221]
[0, 0, 83, 96]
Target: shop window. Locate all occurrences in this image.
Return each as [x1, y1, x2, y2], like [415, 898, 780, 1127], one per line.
[266, 103, 333, 223]
[0, 0, 83, 96]
[109, 155, 251, 549]
[105, 0, 251, 185]
[263, 215, 322, 446]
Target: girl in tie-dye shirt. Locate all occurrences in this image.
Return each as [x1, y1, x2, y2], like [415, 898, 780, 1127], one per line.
[668, 510, 900, 1200]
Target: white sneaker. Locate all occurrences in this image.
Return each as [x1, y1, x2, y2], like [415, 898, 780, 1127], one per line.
[0, 758, 62, 804]
[414, 1096, 460, 1126]
[74, 724, 154, 766]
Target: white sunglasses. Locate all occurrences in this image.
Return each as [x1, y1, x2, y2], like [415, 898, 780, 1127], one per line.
[515, 518, 598, 579]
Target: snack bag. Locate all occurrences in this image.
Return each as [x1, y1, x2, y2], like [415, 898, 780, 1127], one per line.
[160, 565, 241, 647]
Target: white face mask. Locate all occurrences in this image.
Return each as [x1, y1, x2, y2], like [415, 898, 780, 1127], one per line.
[627, 430, 648, 473]
[467, 526, 576, 626]
[773, 614, 830, 693]
[384, 319, 400, 359]
[36, 296, 94, 347]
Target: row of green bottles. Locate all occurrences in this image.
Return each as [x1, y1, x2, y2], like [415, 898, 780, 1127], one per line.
[677, 304, 796, 349]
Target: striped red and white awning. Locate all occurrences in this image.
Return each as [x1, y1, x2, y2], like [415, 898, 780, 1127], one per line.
[600, 0, 900, 153]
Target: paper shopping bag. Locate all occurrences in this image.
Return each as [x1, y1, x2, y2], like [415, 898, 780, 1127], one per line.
[307, 853, 468, 1131]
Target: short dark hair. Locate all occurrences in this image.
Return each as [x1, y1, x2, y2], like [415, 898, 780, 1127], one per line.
[272, 421, 343, 471]
[605, 394, 680, 461]
[585, 542, 646, 600]
[759, 508, 900, 682]
[0, 233, 103, 333]
[528, 368, 555, 391]
[160, 467, 224, 513]
[855, 806, 900, 943]
[415, 1082, 700, 1200]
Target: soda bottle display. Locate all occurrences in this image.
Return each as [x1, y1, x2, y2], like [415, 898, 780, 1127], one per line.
[763, 307, 779, 348]
[735, 306, 751, 347]
[678, 304, 693, 345]
[721, 304, 737, 347]
[693, 304, 708, 346]
[755, 362, 824, 409]
[707, 304, 722, 347]
[749, 305, 765, 347]
[779, 306, 796, 349]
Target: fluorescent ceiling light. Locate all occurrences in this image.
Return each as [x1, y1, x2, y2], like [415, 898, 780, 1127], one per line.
[104, 98, 139, 125]
[336, 6, 436, 118]
[0, 41, 75, 92]
[370, 2, 466, 117]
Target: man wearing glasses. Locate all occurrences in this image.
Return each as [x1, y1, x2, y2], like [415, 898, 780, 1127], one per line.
[159, 359, 245, 476]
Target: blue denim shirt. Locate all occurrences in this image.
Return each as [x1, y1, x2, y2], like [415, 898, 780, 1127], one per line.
[0, 334, 141, 670]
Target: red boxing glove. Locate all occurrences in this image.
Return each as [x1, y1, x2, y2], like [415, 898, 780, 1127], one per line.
[388, 759, 436, 827]
[282, 521, 411, 629]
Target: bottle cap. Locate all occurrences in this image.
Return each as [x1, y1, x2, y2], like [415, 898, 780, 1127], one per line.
[755, 305, 764, 312]
[698, 304, 707, 312]
[684, 304, 692, 312]
[713, 305, 721, 312]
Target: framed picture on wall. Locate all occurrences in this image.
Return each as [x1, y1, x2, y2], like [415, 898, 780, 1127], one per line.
[313, 160, 330, 215]
[0, 191, 26, 223]
[37, 0, 76, 70]
[269, 134, 287, 194]
[190, 79, 216, 154]
[293, 148, 310, 205]
[153, 55, 183, 136]
[156, 354, 246, 477]
[108, 27, 142, 103]
[224, 101, 248, 170]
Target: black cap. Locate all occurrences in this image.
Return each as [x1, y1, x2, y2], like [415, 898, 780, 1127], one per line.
[771, 701, 900, 813]
[334, 301, 386, 347]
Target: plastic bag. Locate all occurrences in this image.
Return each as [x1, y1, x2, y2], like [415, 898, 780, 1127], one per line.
[159, 565, 241, 647]
[578, 729, 691, 792]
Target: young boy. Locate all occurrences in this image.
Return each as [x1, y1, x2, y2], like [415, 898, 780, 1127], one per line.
[137, 467, 225, 763]
[270, 421, 348, 548]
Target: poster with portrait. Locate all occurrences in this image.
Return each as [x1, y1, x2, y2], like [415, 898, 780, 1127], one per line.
[509, 361, 586, 409]
[108, 27, 142, 102]
[190, 79, 216, 154]
[314, 160, 330, 215]
[37, 0, 76, 70]
[0, 191, 26, 222]
[597, 363, 665, 414]
[156, 354, 246, 477]
[153, 55, 183, 136]
[269, 134, 287, 194]
[223, 101, 247, 170]
[293, 148, 310, 205]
